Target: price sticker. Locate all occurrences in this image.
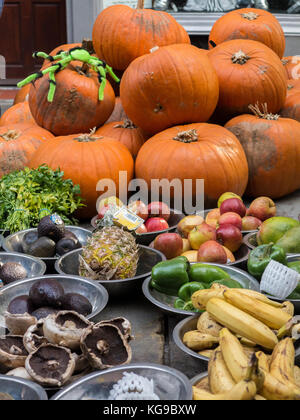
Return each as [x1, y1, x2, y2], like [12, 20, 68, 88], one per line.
[113, 207, 144, 232]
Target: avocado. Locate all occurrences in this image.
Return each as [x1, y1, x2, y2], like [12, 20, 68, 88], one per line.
[28, 237, 56, 258]
[61, 293, 92, 316]
[22, 231, 39, 254]
[31, 307, 60, 320]
[37, 214, 65, 242]
[29, 278, 65, 308]
[0, 262, 28, 285]
[64, 230, 80, 244]
[276, 226, 300, 254]
[7, 295, 34, 315]
[56, 237, 81, 256]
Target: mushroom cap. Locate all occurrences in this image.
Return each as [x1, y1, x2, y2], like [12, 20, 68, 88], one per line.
[99, 317, 132, 342]
[4, 312, 37, 336]
[23, 319, 48, 354]
[0, 335, 28, 372]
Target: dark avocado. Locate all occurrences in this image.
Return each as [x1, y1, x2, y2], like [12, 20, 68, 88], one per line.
[22, 231, 39, 254]
[7, 295, 34, 315]
[56, 238, 81, 256]
[61, 293, 92, 316]
[31, 307, 60, 320]
[28, 237, 56, 258]
[64, 230, 80, 244]
[37, 214, 65, 242]
[0, 262, 28, 285]
[29, 278, 65, 308]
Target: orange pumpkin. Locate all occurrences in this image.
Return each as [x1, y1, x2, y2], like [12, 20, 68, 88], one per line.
[0, 123, 54, 177]
[282, 56, 300, 80]
[0, 102, 35, 126]
[105, 97, 127, 124]
[96, 119, 145, 159]
[120, 44, 219, 136]
[135, 123, 249, 208]
[29, 132, 134, 219]
[280, 80, 300, 123]
[92, 0, 190, 71]
[225, 105, 300, 199]
[13, 85, 31, 105]
[209, 8, 285, 59]
[208, 39, 287, 122]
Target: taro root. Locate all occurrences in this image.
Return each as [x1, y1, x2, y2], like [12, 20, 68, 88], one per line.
[23, 320, 48, 354]
[80, 323, 132, 370]
[43, 311, 91, 351]
[25, 343, 75, 388]
[4, 311, 37, 336]
[6, 367, 33, 382]
[0, 336, 28, 372]
[99, 317, 132, 342]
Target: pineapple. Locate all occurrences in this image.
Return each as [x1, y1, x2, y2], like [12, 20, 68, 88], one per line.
[79, 226, 139, 281]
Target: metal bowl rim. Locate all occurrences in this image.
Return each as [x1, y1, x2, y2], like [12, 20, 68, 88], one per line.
[0, 274, 109, 320]
[55, 245, 166, 284]
[0, 374, 48, 400]
[2, 226, 92, 261]
[190, 372, 208, 386]
[243, 232, 300, 257]
[50, 362, 193, 401]
[0, 251, 47, 276]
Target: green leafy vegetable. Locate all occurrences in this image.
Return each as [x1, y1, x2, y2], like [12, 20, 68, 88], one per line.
[0, 165, 84, 232]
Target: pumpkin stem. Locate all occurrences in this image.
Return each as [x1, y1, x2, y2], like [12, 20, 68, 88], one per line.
[79, 39, 95, 74]
[137, 0, 144, 9]
[232, 50, 250, 65]
[114, 119, 137, 129]
[173, 129, 198, 143]
[282, 58, 289, 66]
[0, 130, 20, 141]
[249, 103, 280, 121]
[242, 12, 259, 20]
[75, 128, 103, 142]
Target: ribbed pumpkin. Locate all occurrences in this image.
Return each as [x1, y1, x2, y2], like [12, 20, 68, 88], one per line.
[282, 56, 300, 80]
[225, 105, 300, 199]
[14, 85, 31, 105]
[209, 8, 285, 59]
[120, 44, 219, 136]
[0, 102, 35, 126]
[105, 97, 127, 124]
[280, 80, 300, 123]
[96, 119, 145, 159]
[135, 123, 249, 208]
[208, 39, 287, 122]
[28, 62, 115, 136]
[0, 123, 54, 177]
[29, 132, 134, 219]
[92, 0, 190, 71]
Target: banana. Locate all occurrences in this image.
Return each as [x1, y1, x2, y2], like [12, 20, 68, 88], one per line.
[182, 330, 219, 351]
[197, 311, 223, 337]
[198, 349, 215, 359]
[232, 289, 284, 308]
[206, 298, 278, 350]
[195, 376, 210, 392]
[192, 287, 225, 310]
[224, 289, 292, 330]
[282, 301, 295, 317]
[193, 380, 257, 401]
[256, 351, 300, 401]
[219, 328, 249, 383]
[270, 338, 296, 385]
[277, 316, 300, 339]
[254, 395, 267, 400]
[239, 336, 257, 348]
[208, 348, 236, 393]
[294, 366, 300, 388]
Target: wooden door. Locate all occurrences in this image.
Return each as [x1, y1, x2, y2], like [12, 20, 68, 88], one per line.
[0, 0, 67, 84]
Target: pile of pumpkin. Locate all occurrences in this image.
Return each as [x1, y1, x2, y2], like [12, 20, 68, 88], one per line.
[1, 1, 300, 220]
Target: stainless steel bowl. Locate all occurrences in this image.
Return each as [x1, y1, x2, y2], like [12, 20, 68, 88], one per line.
[55, 246, 166, 297]
[2, 226, 92, 272]
[50, 363, 193, 400]
[190, 372, 208, 387]
[0, 274, 109, 329]
[227, 244, 250, 269]
[0, 375, 48, 400]
[0, 252, 46, 285]
[0, 235, 4, 250]
[142, 264, 260, 318]
[203, 209, 258, 235]
[243, 232, 299, 257]
[91, 209, 185, 246]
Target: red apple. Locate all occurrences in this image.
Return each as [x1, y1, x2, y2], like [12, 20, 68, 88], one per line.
[147, 202, 170, 222]
[188, 223, 217, 250]
[217, 224, 243, 253]
[97, 205, 109, 219]
[177, 215, 204, 238]
[247, 197, 276, 221]
[154, 233, 183, 259]
[219, 212, 243, 231]
[197, 241, 228, 264]
[145, 217, 169, 233]
[218, 192, 242, 208]
[220, 198, 247, 217]
[205, 208, 220, 228]
[136, 224, 147, 234]
[128, 200, 149, 221]
[242, 216, 262, 231]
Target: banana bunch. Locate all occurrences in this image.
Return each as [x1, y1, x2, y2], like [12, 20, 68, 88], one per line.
[193, 329, 300, 400]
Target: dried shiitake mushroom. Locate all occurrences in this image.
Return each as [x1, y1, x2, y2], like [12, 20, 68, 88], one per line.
[4, 311, 37, 336]
[23, 320, 48, 354]
[99, 317, 132, 342]
[0, 336, 28, 372]
[25, 343, 75, 388]
[43, 311, 91, 351]
[80, 323, 132, 370]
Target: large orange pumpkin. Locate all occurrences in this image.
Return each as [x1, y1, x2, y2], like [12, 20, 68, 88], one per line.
[105, 97, 127, 124]
[282, 56, 300, 80]
[280, 80, 300, 123]
[120, 44, 219, 136]
[0, 102, 35, 126]
[135, 123, 249, 208]
[29, 132, 134, 219]
[0, 123, 54, 177]
[209, 8, 285, 59]
[225, 105, 300, 199]
[92, 0, 190, 71]
[208, 39, 287, 122]
[13, 85, 31, 105]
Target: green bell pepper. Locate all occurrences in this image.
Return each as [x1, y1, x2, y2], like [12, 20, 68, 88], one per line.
[247, 244, 287, 279]
[174, 298, 203, 313]
[178, 282, 205, 302]
[188, 264, 230, 285]
[287, 261, 300, 294]
[211, 279, 243, 289]
[151, 256, 190, 296]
